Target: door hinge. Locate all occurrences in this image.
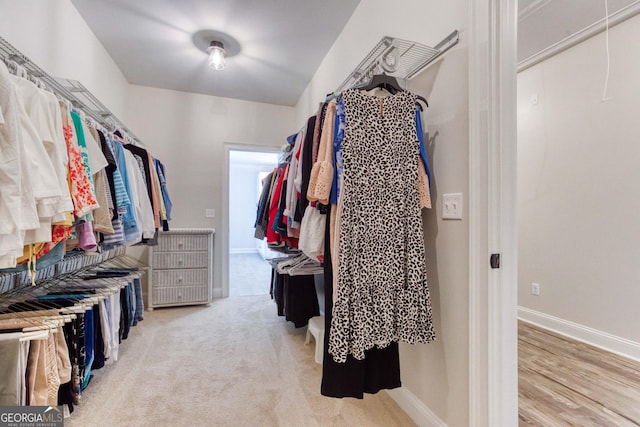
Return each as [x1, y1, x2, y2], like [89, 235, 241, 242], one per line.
[490, 253, 500, 269]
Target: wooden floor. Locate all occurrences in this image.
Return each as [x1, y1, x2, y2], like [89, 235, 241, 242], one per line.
[519, 321, 640, 426]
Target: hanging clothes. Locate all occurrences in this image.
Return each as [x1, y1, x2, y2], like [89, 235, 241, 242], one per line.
[154, 159, 172, 231]
[320, 206, 401, 398]
[0, 41, 167, 420]
[294, 116, 317, 222]
[270, 270, 320, 328]
[254, 170, 276, 240]
[0, 62, 34, 269]
[328, 89, 436, 363]
[0, 332, 26, 405]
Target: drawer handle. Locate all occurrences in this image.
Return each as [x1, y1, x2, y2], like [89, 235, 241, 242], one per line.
[178, 259, 184, 264]
[178, 277, 183, 282]
[178, 241, 184, 246]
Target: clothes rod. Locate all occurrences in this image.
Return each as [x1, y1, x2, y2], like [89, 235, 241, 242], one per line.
[333, 30, 459, 95]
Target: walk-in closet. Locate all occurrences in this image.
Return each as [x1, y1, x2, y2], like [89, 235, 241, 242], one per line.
[1, 1, 638, 426]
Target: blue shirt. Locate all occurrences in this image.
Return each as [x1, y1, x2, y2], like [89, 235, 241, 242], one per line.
[108, 138, 139, 240]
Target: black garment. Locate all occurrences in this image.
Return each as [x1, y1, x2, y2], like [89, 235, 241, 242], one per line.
[315, 102, 330, 161]
[120, 288, 130, 341]
[82, 271, 131, 279]
[271, 270, 284, 316]
[123, 144, 158, 246]
[97, 129, 118, 216]
[92, 304, 105, 370]
[126, 283, 136, 328]
[294, 115, 317, 222]
[122, 144, 153, 206]
[46, 290, 97, 295]
[321, 207, 402, 399]
[254, 170, 274, 240]
[275, 177, 289, 236]
[59, 316, 82, 412]
[284, 274, 319, 328]
[272, 270, 319, 328]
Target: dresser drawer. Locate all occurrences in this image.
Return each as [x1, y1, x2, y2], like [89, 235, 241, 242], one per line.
[147, 228, 214, 310]
[152, 251, 209, 269]
[152, 269, 208, 287]
[152, 285, 209, 305]
[156, 234, 210, 252]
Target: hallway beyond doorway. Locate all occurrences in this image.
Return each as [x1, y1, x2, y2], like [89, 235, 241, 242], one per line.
[229, 252, 272, 297]
[227, 147, 279, 297]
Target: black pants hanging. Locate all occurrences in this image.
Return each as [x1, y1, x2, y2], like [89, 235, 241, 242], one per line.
[272, 270, 319, 328]
[321, 207, 402, 399]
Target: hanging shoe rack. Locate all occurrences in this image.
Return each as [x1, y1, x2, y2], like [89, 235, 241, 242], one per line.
[0, 36, 141, 145]
[333, 30, 459, 95]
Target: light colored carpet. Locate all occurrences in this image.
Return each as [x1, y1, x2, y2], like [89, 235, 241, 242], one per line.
[229, 253, 272, 297]
[67, 295, 416, 426]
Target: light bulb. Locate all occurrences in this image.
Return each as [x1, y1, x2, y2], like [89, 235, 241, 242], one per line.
[207, 41, 226, 70]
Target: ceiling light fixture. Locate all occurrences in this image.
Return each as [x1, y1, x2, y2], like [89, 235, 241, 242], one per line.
[207, 40, 227, 70]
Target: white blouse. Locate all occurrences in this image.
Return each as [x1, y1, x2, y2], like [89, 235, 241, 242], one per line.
[123, 149, 155, 244]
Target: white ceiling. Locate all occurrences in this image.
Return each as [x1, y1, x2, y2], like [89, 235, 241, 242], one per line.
[71, 0, 639, 106]
[70, 0, 360, 106]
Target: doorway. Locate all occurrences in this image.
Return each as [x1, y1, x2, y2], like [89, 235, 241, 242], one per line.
[516, 6, 640, 424]
[226, 148, 279, 297]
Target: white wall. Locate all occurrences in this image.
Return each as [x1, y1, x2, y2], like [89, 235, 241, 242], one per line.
[229, 161, 274, 252]
[125, 84, 295, 293]
[518, 14, 640, 342]
[0, 0, 129, 120]
[295, 1, 470, 426]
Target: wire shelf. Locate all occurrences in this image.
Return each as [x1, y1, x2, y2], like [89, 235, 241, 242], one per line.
[333, 30, 459, 95]
[0, 36, 141, 144]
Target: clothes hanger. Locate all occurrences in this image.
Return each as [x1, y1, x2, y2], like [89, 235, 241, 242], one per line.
[288, 256, 323, 276]
[57, 95, 73, 114]
[5, 59, 20, 75]
[17, 63, 28, 80]
[356, 71, 429, 110]
[357, 72, 403, 94]
[19, 329, 51, 342]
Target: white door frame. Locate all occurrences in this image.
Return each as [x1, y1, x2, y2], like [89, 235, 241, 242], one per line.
[468, 0, 518, 426]
[222, 143, 281, 298]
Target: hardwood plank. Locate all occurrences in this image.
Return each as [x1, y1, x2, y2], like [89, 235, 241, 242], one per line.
[519, 321, 640, 377]
[519, 364, 637, 427]
[520, 338, 640, 424]
[519, 323, 640, 399]
[518, 322, 640, 425]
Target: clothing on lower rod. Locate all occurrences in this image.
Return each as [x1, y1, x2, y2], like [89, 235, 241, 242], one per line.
[320, 206, 402, 399]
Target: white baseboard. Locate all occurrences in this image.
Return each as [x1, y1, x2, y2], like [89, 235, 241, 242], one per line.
[230, 248, 259, 255]
[386, 387, 447, 427]
[518, 306, 640, 362]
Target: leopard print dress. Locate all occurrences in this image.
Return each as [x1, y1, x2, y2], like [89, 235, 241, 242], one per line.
[328, 89, 436, 363]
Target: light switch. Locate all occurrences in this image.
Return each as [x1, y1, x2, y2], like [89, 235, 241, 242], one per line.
[442, 193, 463, 220]
[205, 208, 215, 218]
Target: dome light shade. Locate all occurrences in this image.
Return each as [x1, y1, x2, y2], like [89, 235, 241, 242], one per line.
[207, 40, 226, 70]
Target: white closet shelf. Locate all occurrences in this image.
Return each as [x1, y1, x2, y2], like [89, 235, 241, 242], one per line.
[333, 30, 460, 95]
[0, 36, 141, 144]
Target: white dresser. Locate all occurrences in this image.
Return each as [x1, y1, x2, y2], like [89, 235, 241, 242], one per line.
[147, 228, 215, 310]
